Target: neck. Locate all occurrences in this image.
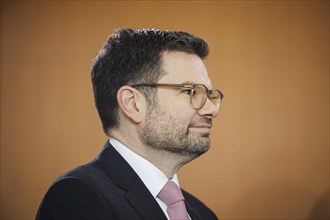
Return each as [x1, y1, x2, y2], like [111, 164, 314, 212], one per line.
[109, 130, 194, 179]
[142, 148, 195, 179]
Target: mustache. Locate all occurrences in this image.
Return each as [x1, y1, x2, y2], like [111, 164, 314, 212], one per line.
[189, 118, 212, 127]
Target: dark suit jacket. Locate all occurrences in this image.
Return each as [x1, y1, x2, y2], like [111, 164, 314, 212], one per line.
[36, 142, 218, 220]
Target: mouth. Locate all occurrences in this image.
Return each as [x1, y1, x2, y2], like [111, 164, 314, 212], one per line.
[189, 124, 212, 129]
[189, 126, 210, 130]
[188, 119, 212, 135]
[188, 125, 212, 134]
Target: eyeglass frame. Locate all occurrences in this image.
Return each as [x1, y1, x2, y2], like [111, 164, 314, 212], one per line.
[131, 83, 224, 110]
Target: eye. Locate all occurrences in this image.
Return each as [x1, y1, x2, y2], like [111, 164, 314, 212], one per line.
[182, 89, 193, 95]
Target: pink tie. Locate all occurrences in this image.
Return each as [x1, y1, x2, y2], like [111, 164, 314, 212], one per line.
[158, 181, 190, 220]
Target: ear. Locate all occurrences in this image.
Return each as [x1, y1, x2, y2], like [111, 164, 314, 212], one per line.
[116, 86, 144, 124]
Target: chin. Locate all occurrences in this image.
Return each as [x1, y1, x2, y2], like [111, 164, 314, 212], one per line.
[188, 144, 211, 158]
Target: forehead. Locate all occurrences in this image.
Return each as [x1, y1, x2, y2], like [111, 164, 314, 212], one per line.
[159, 51, 212, 88]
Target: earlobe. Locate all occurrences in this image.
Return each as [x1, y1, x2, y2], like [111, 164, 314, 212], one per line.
[116, 86, 143, 124]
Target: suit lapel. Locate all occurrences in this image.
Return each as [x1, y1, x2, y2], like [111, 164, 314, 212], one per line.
[183, 191, 201, 220]
[96, 142, 167, 220]
[126, 175, 167, 220]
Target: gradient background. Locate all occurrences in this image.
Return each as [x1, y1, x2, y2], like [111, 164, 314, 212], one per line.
[1, 1, 329, 219]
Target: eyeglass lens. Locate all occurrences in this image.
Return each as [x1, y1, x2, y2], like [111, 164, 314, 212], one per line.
[191, 85, 220, 110]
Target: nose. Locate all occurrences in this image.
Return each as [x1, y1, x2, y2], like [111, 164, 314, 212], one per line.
[197, 98, 219, 118]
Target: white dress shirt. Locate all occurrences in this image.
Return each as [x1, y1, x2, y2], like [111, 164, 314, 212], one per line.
[109, 138, 183, 219]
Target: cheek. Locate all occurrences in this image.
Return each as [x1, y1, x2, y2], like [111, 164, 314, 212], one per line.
[165, 104, 196, 123]
[159, 92, 196, 119]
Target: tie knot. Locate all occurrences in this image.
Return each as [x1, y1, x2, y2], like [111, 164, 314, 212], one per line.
[158, 181, 185, 206]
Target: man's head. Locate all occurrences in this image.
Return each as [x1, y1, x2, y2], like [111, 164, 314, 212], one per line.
[139, 51, 221, 157]
[92, 28, 209, 135]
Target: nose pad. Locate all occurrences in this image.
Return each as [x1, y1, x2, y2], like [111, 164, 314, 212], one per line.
[197, 98, 219, 118]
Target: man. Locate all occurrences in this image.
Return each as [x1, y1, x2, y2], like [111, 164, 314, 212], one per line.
[36, 28, 223, 220]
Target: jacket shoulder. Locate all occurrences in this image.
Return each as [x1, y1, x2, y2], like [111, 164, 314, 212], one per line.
[36, 160, 115, 220]
[36, 173, 114, 219]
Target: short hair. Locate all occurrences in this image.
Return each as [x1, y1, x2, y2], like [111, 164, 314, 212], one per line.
[91, 28, 209, 135]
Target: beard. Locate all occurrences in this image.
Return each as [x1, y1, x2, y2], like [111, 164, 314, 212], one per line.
[140, 105, 212, 157]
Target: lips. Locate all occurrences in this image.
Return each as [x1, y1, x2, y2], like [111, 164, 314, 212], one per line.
[188, 126, 211, 138]
[189, 119, 212, 131]
[191, 124, 212, 128]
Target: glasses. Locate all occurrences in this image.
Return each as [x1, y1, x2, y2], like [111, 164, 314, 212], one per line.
[131, 83, 224, 110]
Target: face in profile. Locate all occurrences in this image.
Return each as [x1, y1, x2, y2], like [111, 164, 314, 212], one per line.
[140, 51, 219, 157]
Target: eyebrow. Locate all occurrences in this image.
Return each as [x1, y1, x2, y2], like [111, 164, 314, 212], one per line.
[181, 81, 196, 85]
[181, 81, 213, 90]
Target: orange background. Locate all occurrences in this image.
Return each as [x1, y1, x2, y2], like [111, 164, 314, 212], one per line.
[1, 1, 329, 219]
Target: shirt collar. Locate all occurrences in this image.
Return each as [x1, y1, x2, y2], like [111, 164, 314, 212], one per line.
[109, 138, 180, 198]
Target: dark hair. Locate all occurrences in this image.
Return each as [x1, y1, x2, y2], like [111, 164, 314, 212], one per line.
[91, 28, 209, 135]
